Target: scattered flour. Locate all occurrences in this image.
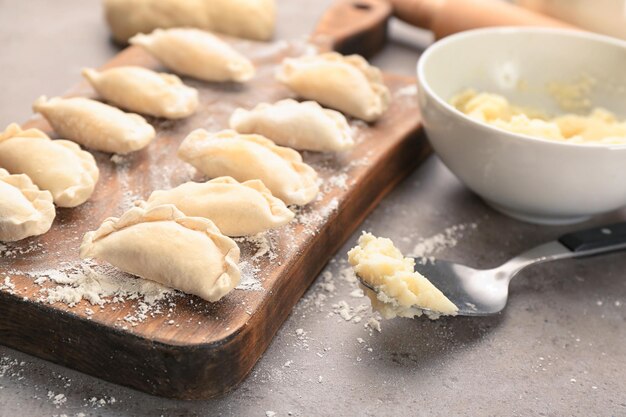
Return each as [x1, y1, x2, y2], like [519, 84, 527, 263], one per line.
[411, 222, 478, 262]
[85, 395, 117, 408]
[48, 391, 67, 407]
[349, 289, 364, 298]
[236, 261, 264, 292]
[0, 356, 24, 379]
[33, 261, 174, 307]
[295, 198, 339, 235]
[249, 234, 275, 261]
[332, 300, 370, 323]
[109, 154, 129, 166]
[395, 84, 418, 99]
[0, 241, 44, 258]
[293, 328, 309, 350]
[235, 232, 277, 261]
[366, 317, 382, 333]
[0, 276, 16, 294]
[322, 173, 349, 193]
[295, 259, 384, 336]
[110, 155, 141, 212]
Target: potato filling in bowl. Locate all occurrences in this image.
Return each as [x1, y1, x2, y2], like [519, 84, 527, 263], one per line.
[451, 89, 626, 145]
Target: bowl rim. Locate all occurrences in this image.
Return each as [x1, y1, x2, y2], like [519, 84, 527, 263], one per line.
[416, 26, 626, 150]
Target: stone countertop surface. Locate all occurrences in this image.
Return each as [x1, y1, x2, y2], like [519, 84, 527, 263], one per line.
[0, 0, 625, 416]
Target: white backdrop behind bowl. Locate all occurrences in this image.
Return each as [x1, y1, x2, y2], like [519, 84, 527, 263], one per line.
[517, 0, 626, 41]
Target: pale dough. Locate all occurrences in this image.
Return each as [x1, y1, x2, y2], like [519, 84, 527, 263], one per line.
[0, 168, 55, 242]
[451, 89, 626, 145]
[276, 52, 391, 122]
[0, 124, 99, 208]
[33, 96, 155, 154]
[229, 99, 354, 152]
[177, 129, 319, 205]
[130, 28, 255, 83]
[80, 204, 240, 302]
[104, 0, 275, 43]
[348, 233, 458, 320]
[138, 176, 294, 236]
[82, 66, 199, 119]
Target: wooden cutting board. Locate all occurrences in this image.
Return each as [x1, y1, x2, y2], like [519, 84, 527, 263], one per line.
[0, 0, 429, 399]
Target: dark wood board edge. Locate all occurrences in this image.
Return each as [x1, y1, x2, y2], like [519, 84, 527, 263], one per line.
[0, 125, 429, 400]
[312, 0, 392, 58]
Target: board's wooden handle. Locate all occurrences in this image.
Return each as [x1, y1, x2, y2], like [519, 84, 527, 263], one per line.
[312, 0, 392, 58]
[389, 0, 574, 39]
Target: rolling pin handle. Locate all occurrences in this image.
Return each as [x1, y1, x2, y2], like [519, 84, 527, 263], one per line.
[388, 0, 575, 39]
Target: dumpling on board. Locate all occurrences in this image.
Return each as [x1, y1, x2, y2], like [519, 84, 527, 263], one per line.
[137, 176, 294, 236]
[82, 66, 199, 119]
[229, 99, 354, 152]
[80, 204, 240, 302]
[104, 0, 275, 44]
[276, 52, 391, 122]
[0, 124, 99, 208]
[33, 96, 155, 154]
[0, 168, 55, 242]
[130, 28, 255, 83]
[177, 129, 318, 205]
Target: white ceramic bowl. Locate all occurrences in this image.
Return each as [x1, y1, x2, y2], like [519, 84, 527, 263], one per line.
[416, 27, 626, 225]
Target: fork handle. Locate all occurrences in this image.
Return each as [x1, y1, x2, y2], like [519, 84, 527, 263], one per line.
[559, 222, 626, 253]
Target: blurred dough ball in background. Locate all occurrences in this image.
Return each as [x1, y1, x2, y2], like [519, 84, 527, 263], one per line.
[104, 0, 276, 43]
[516, 0, 626, 40]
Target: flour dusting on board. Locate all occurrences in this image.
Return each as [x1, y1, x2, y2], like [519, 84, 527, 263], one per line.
[237, 261, 264, 291]
[34, 261, 175, 307]
[111, 153, 141, 212]
[394, 84, 418, 100]
[0, 241, 45, 258]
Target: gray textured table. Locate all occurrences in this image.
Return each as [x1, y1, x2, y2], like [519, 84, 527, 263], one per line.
[1, 1, 625, 416]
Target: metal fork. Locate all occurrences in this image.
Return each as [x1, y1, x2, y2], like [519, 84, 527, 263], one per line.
[358, 222, 626, 316]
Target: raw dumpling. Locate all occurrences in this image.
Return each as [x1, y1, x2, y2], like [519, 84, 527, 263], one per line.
[229, 99, 354, 152]
[137, 176, 294, 236]
[0, 124, 99, 208]
[80, 204, 240, 302]
[104, 0, 275, 44]
[0, 168, 55, 242]
[33, 96, 155, 154]
[82, 66, 199, 119]
[130, 28, 255, 83]
[276, 52, 391, 122]
[178, 129, 319, 205]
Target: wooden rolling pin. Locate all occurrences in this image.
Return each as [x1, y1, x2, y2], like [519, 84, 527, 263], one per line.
[388, 0, 575, 39]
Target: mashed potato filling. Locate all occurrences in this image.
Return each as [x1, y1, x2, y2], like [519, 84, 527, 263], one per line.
[450, 89, 626, 145]
[347, 233, 458, 320]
